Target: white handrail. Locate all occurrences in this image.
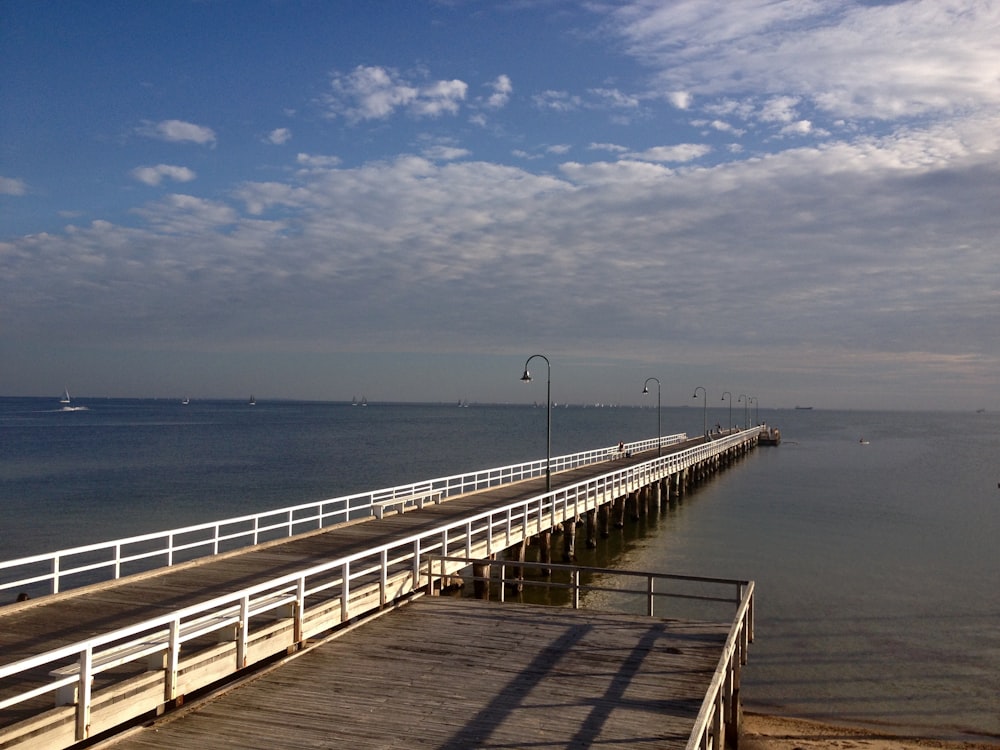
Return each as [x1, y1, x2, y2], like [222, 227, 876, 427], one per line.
[0, 428, 757, 745]
[0, 433, 687, 597]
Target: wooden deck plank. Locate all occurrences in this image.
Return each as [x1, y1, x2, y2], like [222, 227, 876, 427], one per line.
[102, 597, 728, 750]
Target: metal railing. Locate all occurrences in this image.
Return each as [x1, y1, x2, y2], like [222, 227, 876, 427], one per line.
[0, 428, 756, 747]
[0, 434, 689, 598]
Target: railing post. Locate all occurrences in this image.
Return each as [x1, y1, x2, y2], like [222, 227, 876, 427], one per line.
[647, 575, 655, 617]
[572, 569, 580, 609]
[76, 646, 93, 741]
[214, 524, 220, 555]
[167, 533, 174, 567]
[295, 577, 306, 643]
[499, 563, 506, 603]
[114, 543, 121, 580]
[237, 595, 250, 668]
[341, 562, 350, 622]
[380, 548, 388, 607]
[412, 539, 421, 588]
[166, 618, 180, 701]
[52, 556, 60, 594]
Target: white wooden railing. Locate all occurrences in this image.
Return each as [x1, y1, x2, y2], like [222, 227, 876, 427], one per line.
[0, 434, 688, 598]
[0, 428, 757, 747]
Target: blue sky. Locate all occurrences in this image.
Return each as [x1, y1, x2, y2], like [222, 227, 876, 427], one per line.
[2, 0, 998, 410]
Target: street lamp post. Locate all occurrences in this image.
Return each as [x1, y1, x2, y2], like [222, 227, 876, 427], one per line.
[642, 377, 661, 456]
[738, 394, 748, 429]
[520, 354, 552, 491]
[693, 386, 707, 438]
[721, 391, 732, 433]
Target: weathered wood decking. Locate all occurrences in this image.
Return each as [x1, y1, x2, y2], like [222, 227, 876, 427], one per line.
[101, 597, 730, 750]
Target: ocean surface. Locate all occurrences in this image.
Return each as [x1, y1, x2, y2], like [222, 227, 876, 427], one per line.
[1, 397, 997, 741]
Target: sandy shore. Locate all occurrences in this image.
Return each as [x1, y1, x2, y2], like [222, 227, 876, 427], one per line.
[740, 713, 999, 750]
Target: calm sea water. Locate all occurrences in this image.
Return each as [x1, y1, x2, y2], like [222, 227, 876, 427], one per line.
[1, 398, 997, 741]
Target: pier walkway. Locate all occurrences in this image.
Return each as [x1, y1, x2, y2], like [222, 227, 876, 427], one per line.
[1, 429, 759, 749]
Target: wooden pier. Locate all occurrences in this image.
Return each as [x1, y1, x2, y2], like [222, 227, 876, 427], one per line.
[1, 430, 758, 749]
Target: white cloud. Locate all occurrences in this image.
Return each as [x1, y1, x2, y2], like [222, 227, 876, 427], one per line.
[422, 145, 471, 161]
[132, 194, 237, 233]
[626, 144, 711, 163]
[0, 176, 27, 195]
[323, 65, 468, 122]
[590, 87, 640, 108]
[612, 0, 1000, 122]
[295, 153, 342, 171]
[131, 164, 197, 186]
[140, 119, 217, 146]
[780, 120, 814, 136]
[759, 96, 800, 124]
[485, 75, 512, 109]
[533, 90, 583, 112]
[667, 91, 692, 110]
[266, 128, 292, 145]
[588, 142, 630, 153]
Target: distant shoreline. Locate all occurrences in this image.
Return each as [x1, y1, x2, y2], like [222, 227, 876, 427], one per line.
[742, 712, 999, 750]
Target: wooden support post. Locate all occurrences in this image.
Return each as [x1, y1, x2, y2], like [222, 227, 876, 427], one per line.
[537, 531, 552, 576]
[512, 538, 527, 592]
[585, 508, 598, 548]
[613, 496, 626, 529]
[473, 559, 491, 600]
[562, 515, 577, 561]
[598, 503, 610, 538]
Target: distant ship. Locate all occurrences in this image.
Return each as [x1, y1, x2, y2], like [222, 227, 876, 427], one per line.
[794, 406, 813, 410]
[60, 387, 71, 404]
[248, 395, 256, 406]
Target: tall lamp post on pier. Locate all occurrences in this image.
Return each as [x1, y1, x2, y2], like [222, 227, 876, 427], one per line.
[642, 377, 662, 456]
[693, 386, 707, 438]
[749, 396, 758, 426]
[520, 354, 552, 492]
[721, 391, 732, 433]
[738, 394, 748, 429]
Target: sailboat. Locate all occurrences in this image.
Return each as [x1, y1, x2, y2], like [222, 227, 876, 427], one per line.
[248, 395, 256, 406]
[352, 395, 358, 406]
[59, 388, 88, 411]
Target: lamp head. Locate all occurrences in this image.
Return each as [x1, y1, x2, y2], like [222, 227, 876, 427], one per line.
[642, 386, 649, 394]
[520, 370, 532, 383]
[692, 392, 697, 398]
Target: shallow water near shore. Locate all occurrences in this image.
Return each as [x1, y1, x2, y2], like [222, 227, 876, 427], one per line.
[1, 398, 997, 741]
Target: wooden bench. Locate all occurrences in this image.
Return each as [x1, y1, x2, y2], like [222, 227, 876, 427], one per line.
[371, 491, 443, 519]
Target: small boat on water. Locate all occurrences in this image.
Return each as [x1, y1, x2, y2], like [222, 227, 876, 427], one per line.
[181, 397, 190, 405]
[248, 395, 256, 406]
[58, 388, 88, 411]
